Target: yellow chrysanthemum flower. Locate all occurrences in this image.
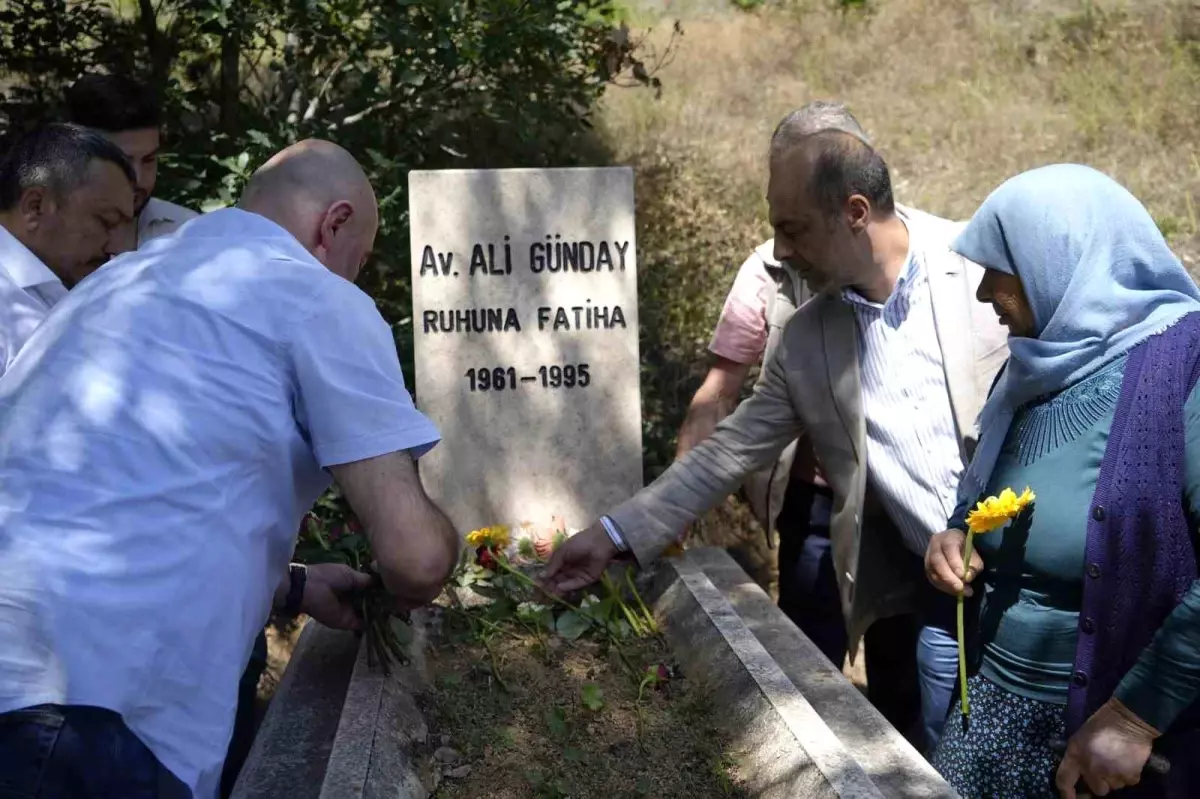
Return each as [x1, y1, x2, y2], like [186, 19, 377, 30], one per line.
[957, 485, 1035, 723]
[965, 487, 1035, 534]
[466, 524, 511, 550]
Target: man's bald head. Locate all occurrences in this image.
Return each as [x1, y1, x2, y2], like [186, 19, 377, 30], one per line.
[241, 139, 378, 280]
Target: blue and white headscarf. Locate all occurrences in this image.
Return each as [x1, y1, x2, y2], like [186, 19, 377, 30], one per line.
[954, 163, 1200, 500]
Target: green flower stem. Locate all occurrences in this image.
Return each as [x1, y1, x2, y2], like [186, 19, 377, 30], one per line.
[610, 636, 642, 683]
[481, 632, 510, 693]
[444, 605, 526, 643]
[492, 555, 583, 616]
[957, 529, 977, 721]
[625, 568, 660, 635]
[489, 553, 642, 681]
[602, 572, 646, 636]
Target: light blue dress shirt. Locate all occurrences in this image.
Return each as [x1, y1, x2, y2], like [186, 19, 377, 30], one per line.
[0, 209, 440, 797]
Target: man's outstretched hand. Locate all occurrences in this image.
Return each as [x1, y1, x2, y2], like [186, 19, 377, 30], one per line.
[540, 523, 619, 594]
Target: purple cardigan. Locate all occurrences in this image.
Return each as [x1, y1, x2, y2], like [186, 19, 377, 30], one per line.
[1070, 311, 1200, 797]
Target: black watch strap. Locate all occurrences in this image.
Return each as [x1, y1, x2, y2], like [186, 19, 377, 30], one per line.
[284, 563, 307, 617]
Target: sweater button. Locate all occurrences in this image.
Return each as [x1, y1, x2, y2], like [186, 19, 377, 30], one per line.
[1087, 563, 1101, 579]
[1072, 671, 1089, 687]
[1081, 618, 1095, 634]
[1092, 506, 1106, 521]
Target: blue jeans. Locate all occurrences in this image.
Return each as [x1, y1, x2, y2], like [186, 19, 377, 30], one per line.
[917, 601, 960, 753]
[0, 704, 190, 799]
[777, 481, 957, 753]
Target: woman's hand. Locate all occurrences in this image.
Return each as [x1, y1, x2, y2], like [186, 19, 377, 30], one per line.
[925, 528, 984, 596]
[1056, 697, 1160, 798]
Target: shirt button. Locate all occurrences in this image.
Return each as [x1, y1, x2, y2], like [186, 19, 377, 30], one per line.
[1087, 563, 1101, 579]
[1092, 506, 1106, 521]
[1081, 618, 1096, 634]
[1072, 671, 1089, 688]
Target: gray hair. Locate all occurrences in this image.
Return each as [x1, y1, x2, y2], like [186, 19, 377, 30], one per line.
[768, 101, 894, 216]
[769, 101, 871, 156]
[0, 123, 135, 211]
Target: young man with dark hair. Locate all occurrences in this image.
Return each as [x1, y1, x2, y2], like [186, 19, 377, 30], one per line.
[65, 74, 198, 245]
[0, 122, 134, 373]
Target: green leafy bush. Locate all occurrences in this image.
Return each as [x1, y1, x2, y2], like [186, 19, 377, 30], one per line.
[1, 0, 658, 378]
[0, 0, 664, 545]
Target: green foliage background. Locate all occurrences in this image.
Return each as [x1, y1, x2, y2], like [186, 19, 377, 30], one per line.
[0, 0, 658, 381]
[0, 1, 719, 554]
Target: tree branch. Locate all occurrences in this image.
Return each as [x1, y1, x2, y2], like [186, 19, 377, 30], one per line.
[136, 0, 167, 86]
[302, 56, 348, 123]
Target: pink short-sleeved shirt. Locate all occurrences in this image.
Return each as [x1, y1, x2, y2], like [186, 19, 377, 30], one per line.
[708, 241, 775, 365]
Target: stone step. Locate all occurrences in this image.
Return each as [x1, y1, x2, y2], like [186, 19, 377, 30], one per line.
[647, 547, 958, 798]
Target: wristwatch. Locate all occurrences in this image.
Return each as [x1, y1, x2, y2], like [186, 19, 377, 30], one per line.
[283, 563, 307, 617]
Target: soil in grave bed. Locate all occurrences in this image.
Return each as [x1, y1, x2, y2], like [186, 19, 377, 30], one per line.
[419, 616, 748, 799]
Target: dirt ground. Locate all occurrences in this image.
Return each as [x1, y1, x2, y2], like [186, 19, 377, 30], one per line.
[419, 613, 747, 799]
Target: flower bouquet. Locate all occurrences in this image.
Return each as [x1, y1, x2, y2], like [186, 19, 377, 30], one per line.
[293, 499, 413, 676]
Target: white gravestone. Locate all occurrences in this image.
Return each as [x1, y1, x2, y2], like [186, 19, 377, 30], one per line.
[408, 167, 643, 535]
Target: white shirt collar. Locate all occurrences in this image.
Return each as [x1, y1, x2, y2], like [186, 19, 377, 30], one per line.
[0, 223, 63, 292]
[179, 208, 320, 265]
[841, 215, 919, 310]
[137, 197, 200, 245]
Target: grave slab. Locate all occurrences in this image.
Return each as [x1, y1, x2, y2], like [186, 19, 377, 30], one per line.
[318, 619, 430, 799]
[237, 550, 956, 799]
[647, 547, 959, 799]
[230, 622, 360, 799]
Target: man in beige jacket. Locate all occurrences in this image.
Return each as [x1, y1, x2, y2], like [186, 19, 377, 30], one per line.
[544, 106, 1009, 750]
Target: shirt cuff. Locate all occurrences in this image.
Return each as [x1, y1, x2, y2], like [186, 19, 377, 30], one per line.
[599, 515, 630, 553]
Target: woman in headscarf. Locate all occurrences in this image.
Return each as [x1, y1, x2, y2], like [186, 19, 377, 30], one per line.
[923, 163, 1200, 798]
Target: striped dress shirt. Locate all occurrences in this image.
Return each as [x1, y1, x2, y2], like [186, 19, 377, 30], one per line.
[842, 243, 965, 556]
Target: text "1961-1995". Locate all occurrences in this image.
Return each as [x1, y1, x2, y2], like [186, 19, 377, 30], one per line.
[465, 364, 591, 392]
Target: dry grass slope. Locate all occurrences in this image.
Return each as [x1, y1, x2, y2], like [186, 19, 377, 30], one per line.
[603, 0, 1200, 593]
[606, 0, 1200, 267]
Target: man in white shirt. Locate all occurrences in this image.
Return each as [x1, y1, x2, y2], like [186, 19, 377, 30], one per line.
[66, 74, 199, 247]
[66, 73, 259, 795]
[0, 140, 460, 798]
[0, 123, 136, 374]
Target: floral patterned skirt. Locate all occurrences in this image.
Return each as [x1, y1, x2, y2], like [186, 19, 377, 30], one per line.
[931, 675, 1066, 799]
